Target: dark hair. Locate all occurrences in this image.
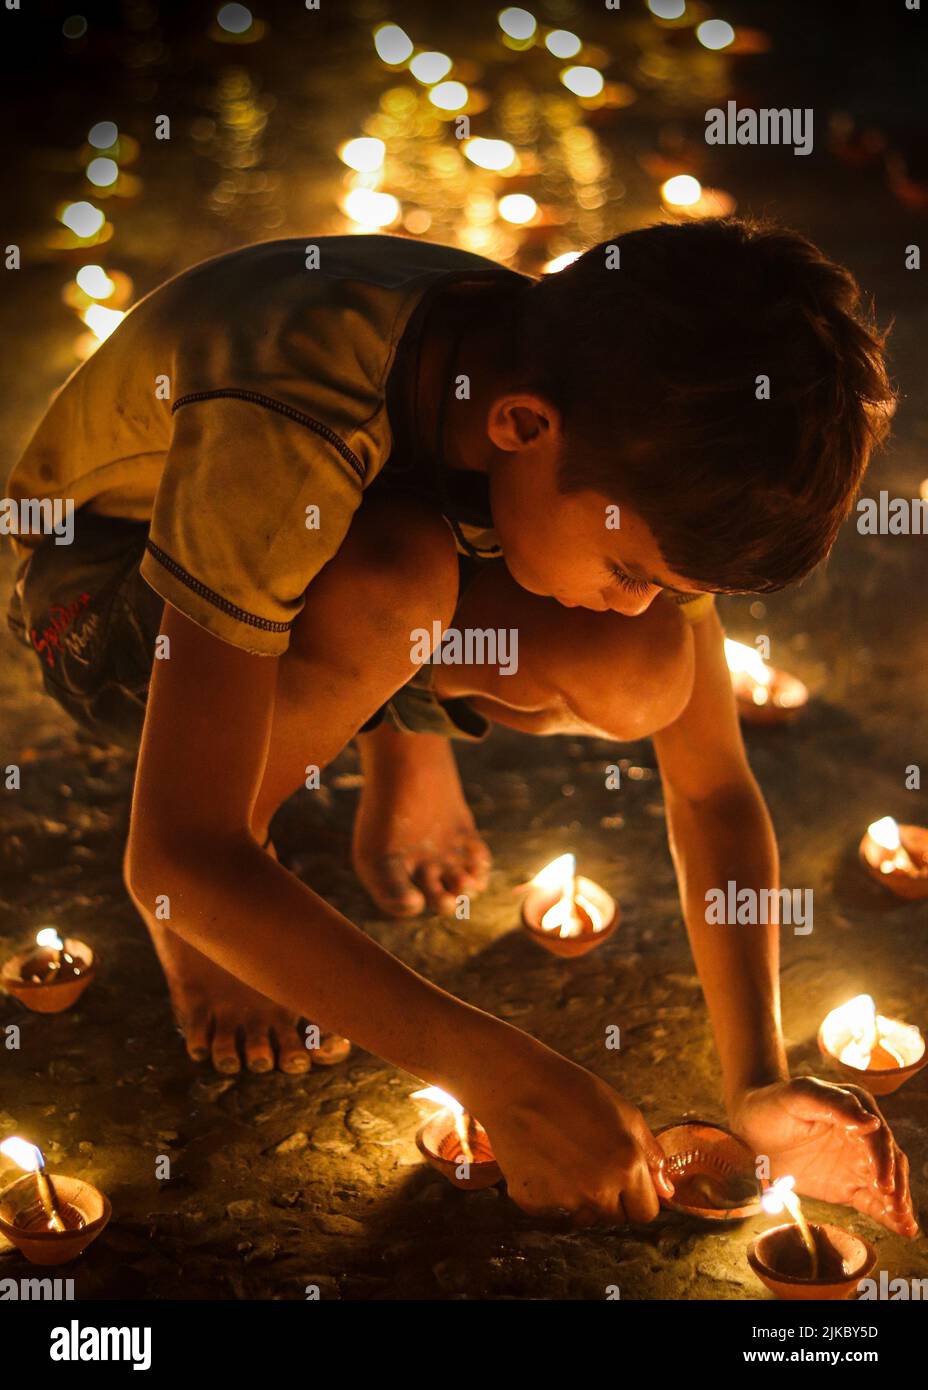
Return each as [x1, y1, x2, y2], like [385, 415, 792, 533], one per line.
[518, 218, 895, 592]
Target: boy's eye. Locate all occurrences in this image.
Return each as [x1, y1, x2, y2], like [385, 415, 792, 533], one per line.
[606, 562, 654, 596]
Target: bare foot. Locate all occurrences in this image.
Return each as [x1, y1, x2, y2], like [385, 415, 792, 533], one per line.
[146, 908, 352, 1076]
[353, 726, 492, 916]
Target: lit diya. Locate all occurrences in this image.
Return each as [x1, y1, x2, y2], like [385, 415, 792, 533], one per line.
[520, 853, 618, 958]
[748, 1176, 875, 1301]
[724, 639, 808, 725]
[412, 1087, 501, 1190]
[0, 1137, 110, 1266]
[859, 816, 928, 900]
[656, 1121, 761, 1221]
[818, 993, 926, 1096]
[1, 928, 95, 1013]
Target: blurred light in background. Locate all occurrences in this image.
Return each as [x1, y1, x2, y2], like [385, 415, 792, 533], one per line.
[338, 137, 386, 172]
[88, 121, 118, 149]
[343, 188, 400, 228]
[428, 81, 469, 111]
[374, 23, 414, 66]
[463, 137, 517, 172]
[543, 250, 582, 274]
[498, 193, 537, 224]
[86, 157, 119, 187]
[648, 0, 686, 18]
[75, 265, 115, 298]
[560, 66, 604, 98]
[660, 174, 701, 206]
[60, 202, 105, 237]
[217, 4, 253, 35]
[696, 19, 735, 50]
[498, 8, 537, 42]
[82, 303, 125, 341]
[544, 29, 581, 59]
[409, 51, 452, 84]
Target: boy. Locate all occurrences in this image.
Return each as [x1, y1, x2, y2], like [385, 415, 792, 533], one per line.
[6, 220, 916, 1233]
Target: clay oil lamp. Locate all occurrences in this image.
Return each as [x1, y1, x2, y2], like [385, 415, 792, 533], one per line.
[2, 927, 95, 1013]
[859, 816, 928, 900]
[0, 1137, 111, 1266]
[818, 994, 926, 1096]
[748, 1176, 876, 1301]
[656, 1121, 761, 1221]
[411, 1087, 501, 1191]
[723, 639, 808, 725]
[520, 853, 618, 958]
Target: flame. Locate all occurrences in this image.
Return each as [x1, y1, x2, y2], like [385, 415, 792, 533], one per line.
[868, 816, 901, 852]
[0, 1137, 45, 1172]
[762, 1174, 818, 1275]
[411, 1085, 463, 1116]
[35, 927, 64, 951]
[530, 853, 606, 938]
[724, 638, 772, 687]
[823, 994, 917, 1070]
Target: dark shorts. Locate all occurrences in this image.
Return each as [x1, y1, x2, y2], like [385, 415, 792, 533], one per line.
[6, 509, 489, 749]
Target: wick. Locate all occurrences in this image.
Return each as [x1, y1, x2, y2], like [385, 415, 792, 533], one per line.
[35, 1164, 67, 1234]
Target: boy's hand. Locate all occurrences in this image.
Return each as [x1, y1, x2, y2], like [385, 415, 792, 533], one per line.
[731, 1076, 918, 1236]
[474, 1056, 674, 1225]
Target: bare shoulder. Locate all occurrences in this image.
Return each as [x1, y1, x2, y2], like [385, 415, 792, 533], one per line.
[339, 490, 460, 605]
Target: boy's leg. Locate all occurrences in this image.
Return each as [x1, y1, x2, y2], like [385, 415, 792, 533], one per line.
[352, 560, 695, 917]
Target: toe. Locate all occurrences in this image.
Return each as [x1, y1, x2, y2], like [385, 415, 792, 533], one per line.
[244, 1020, 275, 1073]
[312, 1032, 352, 1067]
[415, 860, 457, 916]
[210, 1011, 242, 1074]
[181, 1002, 211, 1062]
[361, 852, 427, 917]
[276, 1023, 312, 1075]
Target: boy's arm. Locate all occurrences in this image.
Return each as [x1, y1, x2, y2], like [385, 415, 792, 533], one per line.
[124, 579, 670, 1224]
[652, 605, 916, 1235]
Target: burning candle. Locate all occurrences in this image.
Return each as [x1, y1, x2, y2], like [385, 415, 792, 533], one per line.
[818, 994, 926, 1095]
[411, 1086, 501, 1190]
[724, 639, 809, 725]
[0, 1136, 111, 1266]
[1, 928, 95, 1013]
[859, 816, 928, 900]
[762, 1176, 818, 1277]
[748, 1174, 876, 1300]
[0, 1138, 66, 1232]
[520, 853, 618, 958]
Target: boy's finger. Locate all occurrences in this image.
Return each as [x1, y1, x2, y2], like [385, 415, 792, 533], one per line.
[182, 1004, 211, 1062]
[312, 1032, 352, 1066]
[414, 861, 457, 915]
[275, 1026, 311, 1075]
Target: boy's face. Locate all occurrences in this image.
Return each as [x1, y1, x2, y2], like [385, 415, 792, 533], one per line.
[485, 395, 710, 615]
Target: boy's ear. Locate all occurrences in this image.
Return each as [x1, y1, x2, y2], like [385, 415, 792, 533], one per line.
[487, 393, 562, 454]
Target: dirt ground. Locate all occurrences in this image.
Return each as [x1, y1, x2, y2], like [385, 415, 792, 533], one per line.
[2, 3, 927, 1300]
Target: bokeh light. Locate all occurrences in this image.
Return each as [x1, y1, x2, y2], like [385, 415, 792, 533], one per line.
[60, 202, 105, 237]
[373, 23, 414, 66]
[648, 0, 686, 18]
[75, 265, 116, 298]
[343, 188, 400, 229]
[696, 19, 735, 50]
[463, 138, 517, 172]
[409, 51, 453, 85]
[86, 157, 119, 188]
[88, 121, 118, 149]
[216, 4, 252, 35]
[543, 250, 582, 274]
[560, 66, 604, 98]
[83, 303, 125, 341]
[498, 193, 537, 224]
[498, 8, 537, 42]
[338, 137, 386, 173]
[545, 29, 581, 60]
[661, 174, 702, 206]
[428, 81, 469, 112]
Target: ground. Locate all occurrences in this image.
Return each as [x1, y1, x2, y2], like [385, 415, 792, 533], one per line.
[1, 2, 926, 1300]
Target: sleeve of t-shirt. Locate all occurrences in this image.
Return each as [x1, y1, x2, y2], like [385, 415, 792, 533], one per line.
[139, 395, 365, 655]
